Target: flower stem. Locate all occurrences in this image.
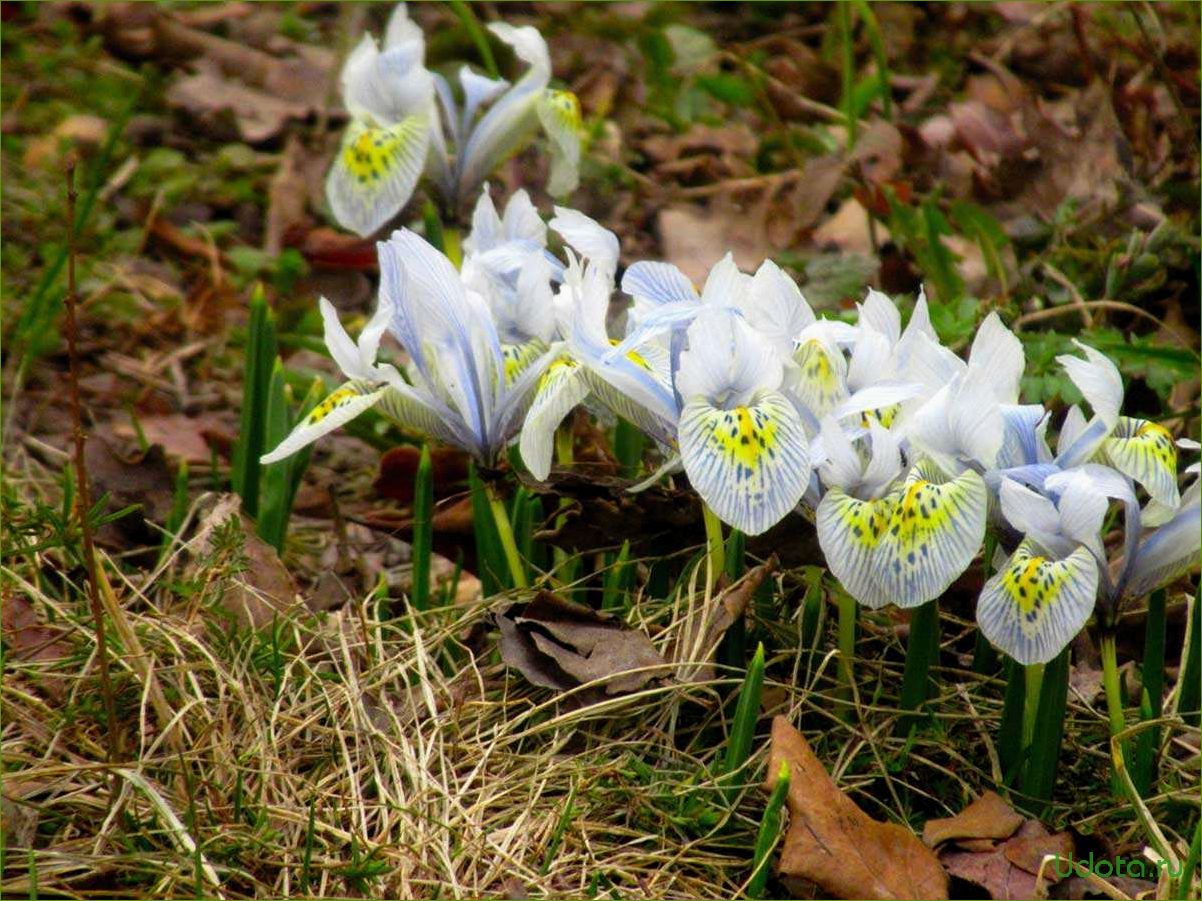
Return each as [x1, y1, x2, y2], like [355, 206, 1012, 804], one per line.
[836, 587, 857, 710]
[1022, 661, 1045, 751]
[1100, 632, 1126, 740]
[701, 503, 725, 588]
[485, 481, 528, 590]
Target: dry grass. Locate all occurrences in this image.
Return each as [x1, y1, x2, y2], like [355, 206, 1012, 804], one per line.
[2, 437, 1199, 900]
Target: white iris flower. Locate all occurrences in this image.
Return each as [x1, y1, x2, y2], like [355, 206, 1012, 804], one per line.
[327, 4, 583, 237]
[261, 228, 551, 467]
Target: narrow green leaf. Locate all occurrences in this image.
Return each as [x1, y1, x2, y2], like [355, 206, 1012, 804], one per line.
[722, 642, 766, 804]
[468, 463, 503, 595]
[851, 0, 892, 119]
[1133, 588, 1167, 797]
[157, 460, 190, 565]
[896, 599, 939, 736]
[998, 659, 1026, 785]
[613, 417, 646, 478]
[747, 760, 790, 900]
[411, 445, 434, 612]
[232, 286, 277, 519]
[447, 0, 499, 78]
[1021, 647, 1069, 814]
[601, 540, 632, 611]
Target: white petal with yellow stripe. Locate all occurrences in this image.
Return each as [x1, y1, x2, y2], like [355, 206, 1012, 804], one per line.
[326, 115, 430, 237]
[1099, 417, 1180, 508]
[679, 390, 810, 536]
[261, 380, 390, 464]
[976, 540, 1099, 665]
[873, 462, 988, 608]
[536, 89, 582, 197]
[816, 489, 897, 609]
[519, 357, 590, 480]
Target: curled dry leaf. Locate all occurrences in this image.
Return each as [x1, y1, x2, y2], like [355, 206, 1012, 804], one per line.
[671, 556, 778, 682]
[766, 717, 949, 900]
[496, 591, 667, 699]
[928, 790, 1076, 900]
[922, 790, 1026, 847]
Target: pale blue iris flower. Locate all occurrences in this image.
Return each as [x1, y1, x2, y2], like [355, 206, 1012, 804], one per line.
[327, 4, 583, 237]
[567, 256, 814, 535]
[979, 454, 1199, 666]
[261, 228, 552, 467]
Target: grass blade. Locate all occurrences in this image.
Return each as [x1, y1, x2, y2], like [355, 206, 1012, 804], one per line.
[411, 444, 434, 612]
[602, 540, 632, 611]
[851, 0, 892, 119]
[1177, 585, 1200, 727]
[747, 759, 789, 900]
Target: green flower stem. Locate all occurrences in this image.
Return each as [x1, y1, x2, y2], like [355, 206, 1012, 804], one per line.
[836, 587, 857, 707]
[485, 481, 528, 590]
[444, 227, 463, 269]
[701, 502, 726, 588]
[1022, 661, 1045, 751]
[1100, 632, 1126, 740]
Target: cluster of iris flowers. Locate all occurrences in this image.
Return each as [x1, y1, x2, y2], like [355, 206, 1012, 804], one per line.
[264, 2, 1199, 793]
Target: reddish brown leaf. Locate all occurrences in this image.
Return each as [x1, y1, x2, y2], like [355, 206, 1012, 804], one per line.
[767, 717, 949, 900]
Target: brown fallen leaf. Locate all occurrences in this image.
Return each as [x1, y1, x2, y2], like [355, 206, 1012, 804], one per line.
[85, 435, 176, 550]
[496, 591, 667, 699]
[812, 198, 890, 256]
[671, 557, 778, 682]
[1, 591, 72, 702]
[184, 494, 302, 630]
[922, 791, 1026, 848]
[657, 203, 772, 285]
[941, 820, 1074, 900]
[167, 61, 310, 144]
[767, 717, 949, 900]
[264, 134, 310, 256]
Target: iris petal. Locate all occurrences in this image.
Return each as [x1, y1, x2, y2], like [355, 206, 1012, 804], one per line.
[678, 390, 810, 535]
[519, 358, 590, 480]
[326, 116, 430, 237]
[260, 381, 388, 464]
[1100, 417, 1180, 508]
[977, 540, 1098, 665]
[874, 462, 988, 608]
[816, 489, 896, 609]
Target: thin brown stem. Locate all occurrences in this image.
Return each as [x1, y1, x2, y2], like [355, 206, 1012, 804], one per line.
[64, 158, 120, 765]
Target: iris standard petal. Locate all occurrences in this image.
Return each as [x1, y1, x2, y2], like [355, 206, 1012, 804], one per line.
[1122, 500, 1201, 598]
[536, 89, 583, 196]
[793, 338, 849, 419]
[621, 261, 699, 306]
[976, 541, 1099, 665]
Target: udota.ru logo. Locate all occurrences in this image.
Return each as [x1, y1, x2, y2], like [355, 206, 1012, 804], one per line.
[1052, 852, 1182, 880]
